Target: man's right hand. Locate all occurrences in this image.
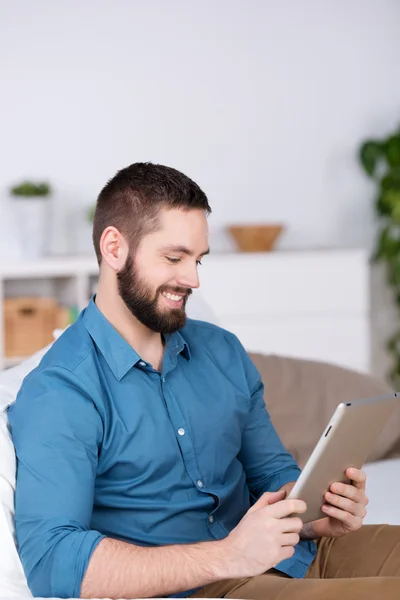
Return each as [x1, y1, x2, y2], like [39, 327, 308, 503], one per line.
[221, 490, 307, 579]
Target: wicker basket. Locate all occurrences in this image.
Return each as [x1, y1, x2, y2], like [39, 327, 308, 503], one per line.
[228, 224, 284, 252]
[4, 297, 69, 358]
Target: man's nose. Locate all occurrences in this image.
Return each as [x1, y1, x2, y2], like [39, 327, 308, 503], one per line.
[176, 262, 200, 289]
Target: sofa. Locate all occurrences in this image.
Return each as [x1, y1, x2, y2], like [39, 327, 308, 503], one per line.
[1, 344, 400, 599]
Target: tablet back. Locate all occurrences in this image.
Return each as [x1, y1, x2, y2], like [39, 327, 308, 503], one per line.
[288, 393, 399, 523]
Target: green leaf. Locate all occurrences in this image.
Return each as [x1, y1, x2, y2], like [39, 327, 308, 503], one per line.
[376, 194, 392, 217]
[384, 135, 400, 168]
[359, 141, 383, 177]
[378, 188, 400, 221]
[10, 180, 51, 197]
[392, 200, 400, 224]
[374, 226, 400, 263]
[389, 266, 400, 287]
[381, 167, 400, 191]
[373, 226, 389, 260]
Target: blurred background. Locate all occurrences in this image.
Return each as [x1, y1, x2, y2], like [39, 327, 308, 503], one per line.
[1, 0, 400, 385]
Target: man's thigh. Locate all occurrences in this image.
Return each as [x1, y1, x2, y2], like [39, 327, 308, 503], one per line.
[307, 525, 400, 579]
[190, 573, 400, 600]
[191, 525, 400, 599]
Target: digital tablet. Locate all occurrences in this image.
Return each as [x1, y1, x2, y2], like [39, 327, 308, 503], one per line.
[287, 393, 399, 523]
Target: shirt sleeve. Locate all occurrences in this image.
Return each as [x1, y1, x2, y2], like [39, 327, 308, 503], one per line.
[234, 340, 301, 500]
[7, 365, 106, 599]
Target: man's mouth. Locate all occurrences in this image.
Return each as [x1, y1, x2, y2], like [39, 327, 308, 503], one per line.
[162, 291, 185, 302]
[160, 290, 188, 308]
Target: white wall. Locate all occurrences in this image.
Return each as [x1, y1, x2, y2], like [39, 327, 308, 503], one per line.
[1, 0, 400, 256]
[1, 0, 400, 379]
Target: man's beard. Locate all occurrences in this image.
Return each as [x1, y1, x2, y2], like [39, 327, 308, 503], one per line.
[117, 254, 192, 334]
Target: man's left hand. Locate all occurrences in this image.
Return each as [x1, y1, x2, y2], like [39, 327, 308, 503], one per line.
[280, 468, 369, 540]
[305, 467, 369, 539]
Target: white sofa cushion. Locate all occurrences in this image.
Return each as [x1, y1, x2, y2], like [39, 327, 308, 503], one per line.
[0, 408, 32, 597]
[363, 458, 400, 525]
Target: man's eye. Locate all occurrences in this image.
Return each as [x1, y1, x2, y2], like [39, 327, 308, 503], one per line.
[166, 257, 203, 266]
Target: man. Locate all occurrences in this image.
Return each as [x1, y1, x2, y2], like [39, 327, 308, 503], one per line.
[8, 163, 400, 599]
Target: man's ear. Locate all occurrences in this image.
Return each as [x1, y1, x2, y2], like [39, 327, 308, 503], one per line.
[99, 226, 129, 271]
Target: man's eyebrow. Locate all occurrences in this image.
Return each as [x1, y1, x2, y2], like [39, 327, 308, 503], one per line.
[159, 245, 210, 257]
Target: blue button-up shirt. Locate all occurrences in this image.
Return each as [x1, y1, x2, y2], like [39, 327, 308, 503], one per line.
[8, 297, 316, 598]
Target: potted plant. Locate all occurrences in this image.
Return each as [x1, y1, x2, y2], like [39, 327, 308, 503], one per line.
[359, 127, 400, 385]
[10, 180, 52, 257]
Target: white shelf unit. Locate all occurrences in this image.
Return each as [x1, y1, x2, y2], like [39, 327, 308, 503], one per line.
[0, 249, 370, 373]
[0, 256, 99, 370]
[196, 248, 370, 373]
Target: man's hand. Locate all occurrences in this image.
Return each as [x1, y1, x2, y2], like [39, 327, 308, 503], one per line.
[302, 468, 369, 540]
[222, 490, 307, 578]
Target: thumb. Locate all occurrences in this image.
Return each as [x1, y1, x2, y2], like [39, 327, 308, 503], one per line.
[247, 490, 286, 515]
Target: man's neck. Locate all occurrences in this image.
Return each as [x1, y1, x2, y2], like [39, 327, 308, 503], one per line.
[95, 276, 165, 371]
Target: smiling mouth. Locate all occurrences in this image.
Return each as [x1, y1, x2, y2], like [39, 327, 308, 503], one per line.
[159, 291, 189, 310]
[161, 291, 185, 302]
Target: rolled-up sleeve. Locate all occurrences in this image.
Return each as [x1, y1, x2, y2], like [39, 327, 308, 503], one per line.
[8, 366, 105, 598]
[235, 341, 301, 499]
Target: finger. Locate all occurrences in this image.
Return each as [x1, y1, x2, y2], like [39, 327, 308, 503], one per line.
[330, 482, 364, 503]
[277, 545, 295, 564]
[321, 503, 363, 527]
[272, 546, 294, 568]
[281, 532, 300, 547]
[247, 490, 286, 514]
[345, 468, 367, 491]
[325, 492, 366, 518]
[267, 498, 307, 519]
[278, 517, 304, 533]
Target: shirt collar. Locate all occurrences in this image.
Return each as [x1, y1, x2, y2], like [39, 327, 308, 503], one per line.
[82, 296, 191, 381]
[164, 329, 191, 362]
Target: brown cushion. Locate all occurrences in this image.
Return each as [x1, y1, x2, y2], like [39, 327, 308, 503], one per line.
[248, 353, 400, 468]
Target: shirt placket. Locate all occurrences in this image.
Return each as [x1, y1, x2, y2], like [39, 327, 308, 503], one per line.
[159, 371, 207, 491]
[160, 345, 223, 535]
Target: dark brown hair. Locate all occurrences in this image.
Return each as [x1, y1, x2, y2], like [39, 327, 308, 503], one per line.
[92, 162, 212, 264]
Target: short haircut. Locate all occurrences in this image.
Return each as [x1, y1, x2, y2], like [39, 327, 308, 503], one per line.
[92, 162, 211, 264]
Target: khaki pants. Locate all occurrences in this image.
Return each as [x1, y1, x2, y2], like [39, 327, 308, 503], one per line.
[190, 525, 400, 599]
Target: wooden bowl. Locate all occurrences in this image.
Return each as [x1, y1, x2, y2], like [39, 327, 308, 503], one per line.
[228, 224, 284, 252]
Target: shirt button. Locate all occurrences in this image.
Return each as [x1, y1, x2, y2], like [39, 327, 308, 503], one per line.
[162, 376, 166, 383]
[197, 480, 204, 488]
[208, 515, 214, 524]
[178, 428, 185, 436]
[139, 361, 146, 367]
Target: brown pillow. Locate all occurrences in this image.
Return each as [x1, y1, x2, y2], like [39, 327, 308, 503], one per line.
[248, 353, 400, 468]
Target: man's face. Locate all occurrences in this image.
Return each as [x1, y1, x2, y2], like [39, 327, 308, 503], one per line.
[117, 207, 209, 333]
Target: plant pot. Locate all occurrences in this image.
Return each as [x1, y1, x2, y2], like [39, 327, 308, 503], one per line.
[13, 197, 50, 258]
[228, 224, 284, 252]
